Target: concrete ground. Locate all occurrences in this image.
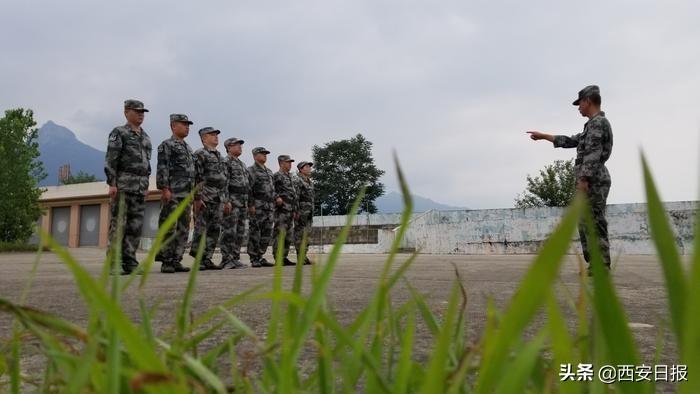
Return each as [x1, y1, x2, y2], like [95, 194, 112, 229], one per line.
[0, 249, 681, 390]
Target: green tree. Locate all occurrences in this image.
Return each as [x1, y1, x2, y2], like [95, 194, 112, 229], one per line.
[61, 170, 101, 185]
[0, 109, 47, 242]
[514, 159, 575, 208]
[312, 133, 385, 215]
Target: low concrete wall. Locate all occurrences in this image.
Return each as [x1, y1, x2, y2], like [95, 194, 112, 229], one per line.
[311, 212, 417, 227]
[137, 201, 696, 256]
[395, 201, 697, 255]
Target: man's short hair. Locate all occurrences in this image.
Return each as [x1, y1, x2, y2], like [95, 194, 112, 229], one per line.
[589, 93, 601, 106]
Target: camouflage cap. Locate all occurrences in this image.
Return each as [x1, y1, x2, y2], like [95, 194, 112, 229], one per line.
[297, 161, 313, 170]
[224, 137, 245, 147]
[278, 155, 295, 162]
[198, 127, 221, 136]
[124, 99, 149, 112]
[252, 147, 270, 155]
[572, 85, 600, 105]
[170, 114, 193, 124]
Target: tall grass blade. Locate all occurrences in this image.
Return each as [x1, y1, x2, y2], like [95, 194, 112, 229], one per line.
[156, 339, 225, 393]
[681, 199, 700, 393]
[495, 331, 547, 393]
[641, 154, 687, 345]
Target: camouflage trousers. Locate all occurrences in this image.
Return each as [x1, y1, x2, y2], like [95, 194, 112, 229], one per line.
[108, 191, 146, 271]
[155, 196, 191, 266]
[272, 209, 295, 259]
[220, 206, 247, 262]
[247, 207, 274, 261]
[579, 182, 611, 267]
[294, 209, 313, 256]
[190, 200, 223, 263]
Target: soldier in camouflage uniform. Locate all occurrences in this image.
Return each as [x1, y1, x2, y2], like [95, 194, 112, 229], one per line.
[104, 99, 152, 275]
[155, 114, 195, 274]
[219, 137, 249, 269]
[272, 155, 298, 266]
[247, 147, 276, 267]
[528, 85, 613, 274]
[294, 161, 314, 265]
[190, 127, 229, 270]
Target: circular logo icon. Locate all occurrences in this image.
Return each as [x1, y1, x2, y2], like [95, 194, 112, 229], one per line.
[86, 218, 96, 232]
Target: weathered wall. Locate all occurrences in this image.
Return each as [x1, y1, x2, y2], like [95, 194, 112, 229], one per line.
[392, 201, 697, 255]
[308, 201, 697, 255]
[141, 201, 696, 256]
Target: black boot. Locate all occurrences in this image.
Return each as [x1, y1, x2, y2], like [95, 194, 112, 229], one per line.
[161, 263, 176, 274]
[173, 262, 191, 273]
[259, 258, 274, 267]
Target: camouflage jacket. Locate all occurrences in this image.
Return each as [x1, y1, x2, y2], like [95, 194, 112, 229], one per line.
[193, 147, 228, 203]
[156, 136, 195, 198]
[293, 174, 314, 214]
[248, 162, 275, 210]
[225, 155, 250, 208]
[273, 170, 298, 212]
[553, 112, 613, 184]
[104, 124, 152, 194]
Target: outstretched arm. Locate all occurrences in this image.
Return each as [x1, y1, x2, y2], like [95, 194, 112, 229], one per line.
[527, 131, 582, 149]
[526, 131, 555, 143]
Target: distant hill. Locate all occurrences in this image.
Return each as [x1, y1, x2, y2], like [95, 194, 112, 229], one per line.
[37, 121, 105, 186]
[375, 191, 466, 213]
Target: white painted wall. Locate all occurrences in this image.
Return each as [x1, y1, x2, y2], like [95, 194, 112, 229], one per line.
[310, 201, 697, 255]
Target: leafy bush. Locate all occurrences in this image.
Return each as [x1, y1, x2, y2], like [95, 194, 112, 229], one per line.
[0, 242, 44, 253]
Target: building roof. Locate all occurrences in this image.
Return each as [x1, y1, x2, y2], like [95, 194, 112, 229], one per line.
[40, 177, 159, 202]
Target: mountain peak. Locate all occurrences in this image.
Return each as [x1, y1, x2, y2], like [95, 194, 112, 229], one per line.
[375, 191, 467, 213]
[37, 122, 106, 186]
[38, 120, 78, 142]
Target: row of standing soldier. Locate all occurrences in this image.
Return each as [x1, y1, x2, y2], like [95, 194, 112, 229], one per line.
[105, 100, 314, 274]
[106, 84, 613, 277]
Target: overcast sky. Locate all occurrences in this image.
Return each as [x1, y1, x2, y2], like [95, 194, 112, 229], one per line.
[1, 0, 698, 208]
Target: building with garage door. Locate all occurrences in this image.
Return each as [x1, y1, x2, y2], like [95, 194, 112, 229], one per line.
[37, 178, 164, 248]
